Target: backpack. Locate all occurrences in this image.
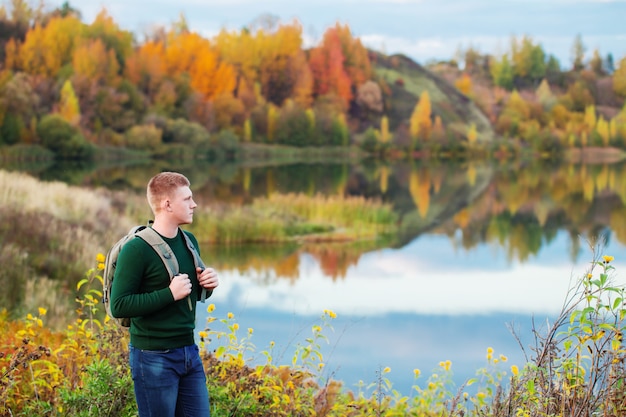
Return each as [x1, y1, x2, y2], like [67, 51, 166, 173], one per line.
[102, 223, 211, 327]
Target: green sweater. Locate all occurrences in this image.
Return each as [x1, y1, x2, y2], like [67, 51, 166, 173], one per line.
[110, 228, 202, 350]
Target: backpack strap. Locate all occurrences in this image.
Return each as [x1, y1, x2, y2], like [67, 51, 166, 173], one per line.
[135, 227, 179, 278]
[181, 230, 212, 302]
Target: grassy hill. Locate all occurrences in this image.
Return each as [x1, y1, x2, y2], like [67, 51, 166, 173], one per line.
[371, 51, 495, 142]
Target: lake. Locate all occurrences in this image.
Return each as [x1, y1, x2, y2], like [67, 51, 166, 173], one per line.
[6, 157, 626, 396]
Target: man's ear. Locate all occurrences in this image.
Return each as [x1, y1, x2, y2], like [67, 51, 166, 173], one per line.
[159, 198, 171, 212]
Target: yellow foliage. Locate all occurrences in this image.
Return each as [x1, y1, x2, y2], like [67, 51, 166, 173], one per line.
[467, 123, 478, 144]
[72, 38, 119, 84]
[58, 79, 80, 126]
[455, 73, 472, 96]
[19, 16, 84, 77]
[379, 165, 389, 194]
[409, 170, 431, 218]
[410, 91, 432, 141]
[380, 115, 390, 144]
[596, 117, 610, 146]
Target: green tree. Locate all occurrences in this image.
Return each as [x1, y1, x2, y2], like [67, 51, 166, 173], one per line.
[571, 33, 586, 71]
[589, 49, 604, 75]
[490, 54, 514, 89]
[0, 112, 23, 144]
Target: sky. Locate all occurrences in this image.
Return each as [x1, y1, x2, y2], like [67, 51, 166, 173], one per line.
[67, 0, 626, 69]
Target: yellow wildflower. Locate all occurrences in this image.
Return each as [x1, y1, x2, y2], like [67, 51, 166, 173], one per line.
[500, 355, 508, 362]
[232, 323, 239, 330]
[324, 309, 337, 319]
[383, 367, 391, 374]
[227, 312, 234, 319]
[198, 331, 208, 339]
[38, 307, 47, 316]
[413, 369, 421, 378]
[248, 328, 254, 334]
[603, 255, 614, 263]
[486, 347, 494, 360]
[511, 365, 519, 376]
[207, 304, 215, 313]
[312, 325, 322, 333]
[477, 392, 486, 400]
[97, 262, 105, 270]
[96, 253, 105, 263]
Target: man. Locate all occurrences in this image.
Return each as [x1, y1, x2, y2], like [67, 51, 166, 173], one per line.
[110, 171, 219, 417]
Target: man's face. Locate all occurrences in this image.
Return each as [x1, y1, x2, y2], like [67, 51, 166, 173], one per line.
[168, 186, 197, 225]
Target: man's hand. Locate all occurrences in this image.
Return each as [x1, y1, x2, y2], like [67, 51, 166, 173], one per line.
[198, 267, 219, 290]
[170, 273, 192, 301]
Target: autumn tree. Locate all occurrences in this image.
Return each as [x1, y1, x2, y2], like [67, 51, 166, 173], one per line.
[164, 31, 236, 101]
[495, 90, 530, 136]
[255, 22, 311, 106]
[15, 15, 84, 77]
[309, 29, 351, 110]
[308, 23, 371, 111]
[510, 35, 546, 83]
[455, 73, 472, 96]
[379, 115, 390, 145]
[83, 9, 132, 71]
[72, 38, 120, 85]
[409, 90, 432, 143]
[613, 56, 626, 98]
[58, 79, 80, 125]
[124, 40, 168, 101]
[536, 79, 556, 109]
[467, 123, 478, 144]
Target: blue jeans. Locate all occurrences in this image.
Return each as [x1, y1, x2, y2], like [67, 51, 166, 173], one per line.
[129, 344, 210, 417]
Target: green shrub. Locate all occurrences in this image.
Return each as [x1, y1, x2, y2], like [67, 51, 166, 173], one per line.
[124, 124, 163, 150]
[59, 360, 136, 417]
[37, 115, 94, 159]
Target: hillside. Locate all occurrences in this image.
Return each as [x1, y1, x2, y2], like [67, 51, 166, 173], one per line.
[371, 51, 495, 142]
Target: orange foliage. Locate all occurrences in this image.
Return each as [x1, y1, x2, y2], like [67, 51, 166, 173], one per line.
[165, 32, 236, 101]
[124, 40, 167, 96]
[308, 23, 371, 110]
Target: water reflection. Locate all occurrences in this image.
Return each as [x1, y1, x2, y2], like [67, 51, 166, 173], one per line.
[199, 232, 626, 395]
